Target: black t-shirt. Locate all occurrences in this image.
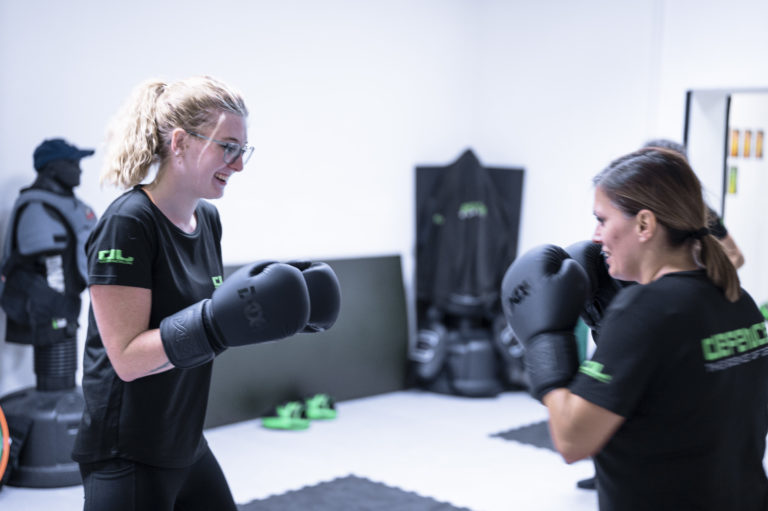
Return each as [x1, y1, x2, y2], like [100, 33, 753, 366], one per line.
[571, 270, 768, 511]
[72, 186, 224, 468]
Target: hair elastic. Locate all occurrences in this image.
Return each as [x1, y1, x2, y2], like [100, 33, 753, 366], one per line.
[689, 227, 710, 240]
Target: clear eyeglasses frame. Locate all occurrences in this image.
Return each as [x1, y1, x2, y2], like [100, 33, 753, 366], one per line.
[185, 130, 254, 165]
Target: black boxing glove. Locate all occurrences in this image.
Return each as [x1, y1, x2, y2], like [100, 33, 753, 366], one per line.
[501, 244, 589, 401]
[286, 261, 341, 332]
[565, 240, 626, 341]
[160, 261, 310, 369]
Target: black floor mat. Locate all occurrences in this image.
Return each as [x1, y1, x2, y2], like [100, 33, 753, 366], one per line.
[490, 420, 555, 452]
[238, 474, 473, 511]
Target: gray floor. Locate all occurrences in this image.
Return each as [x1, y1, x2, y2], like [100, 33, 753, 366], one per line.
[1, 390, 603, 510]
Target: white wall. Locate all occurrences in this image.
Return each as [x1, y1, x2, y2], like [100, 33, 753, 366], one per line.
[473, 0, 663, 249]
[2, 0, 768, 396]
[656, 0, 768, 135]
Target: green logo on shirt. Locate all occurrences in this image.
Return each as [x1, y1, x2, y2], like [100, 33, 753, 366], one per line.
[701, 322, 768, 362]
[97, 249, 134, 265]
[579, 360, 612, 383]
[212, 276, 223, 288]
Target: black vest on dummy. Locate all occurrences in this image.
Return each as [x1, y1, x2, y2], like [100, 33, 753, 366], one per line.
[0, 171, 97, 346]
[413, 150, 524, 396]
[416, 149, 518, 318]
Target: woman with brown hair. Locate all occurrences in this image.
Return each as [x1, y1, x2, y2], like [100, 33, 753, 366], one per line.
[502, 147, 768, 510]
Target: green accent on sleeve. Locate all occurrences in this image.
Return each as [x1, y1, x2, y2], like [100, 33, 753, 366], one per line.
[579, 360, 612, 383]
[97, 249, 134, 264]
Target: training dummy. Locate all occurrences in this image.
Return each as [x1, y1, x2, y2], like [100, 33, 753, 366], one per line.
[0, 138, 97, 390]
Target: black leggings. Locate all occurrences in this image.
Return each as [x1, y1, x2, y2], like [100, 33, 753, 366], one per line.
[80, 446, 237, 511]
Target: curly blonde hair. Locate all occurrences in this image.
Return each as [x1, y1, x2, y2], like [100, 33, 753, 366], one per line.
[100, 76, 248, 189]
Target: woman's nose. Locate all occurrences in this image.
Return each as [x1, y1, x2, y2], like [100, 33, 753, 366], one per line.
[592, 226, 602, 244]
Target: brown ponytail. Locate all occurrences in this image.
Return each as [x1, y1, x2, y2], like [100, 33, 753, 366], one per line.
[698, 233, 740, 302]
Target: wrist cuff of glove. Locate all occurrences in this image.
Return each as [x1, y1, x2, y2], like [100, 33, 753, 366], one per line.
[160, 300, 223, 369]
[523, 332, 579, 402]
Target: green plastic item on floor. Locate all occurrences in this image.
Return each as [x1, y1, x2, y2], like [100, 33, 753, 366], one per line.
[261, 401, 310, 430]
[305, 394, 337, 420]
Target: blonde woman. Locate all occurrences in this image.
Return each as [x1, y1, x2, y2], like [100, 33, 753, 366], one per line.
[73, 76, 338, 510]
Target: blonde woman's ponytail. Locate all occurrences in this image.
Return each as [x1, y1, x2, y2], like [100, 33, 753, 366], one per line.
[100, 80, 166, 189]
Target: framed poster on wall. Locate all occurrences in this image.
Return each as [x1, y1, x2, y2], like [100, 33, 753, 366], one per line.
[685, 88, 768, 307]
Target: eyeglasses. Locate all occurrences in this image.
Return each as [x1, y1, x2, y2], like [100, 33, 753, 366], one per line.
[185, 130, 254, 165]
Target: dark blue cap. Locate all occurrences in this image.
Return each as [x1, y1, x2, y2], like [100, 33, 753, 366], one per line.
[33, 138, 95, 171]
